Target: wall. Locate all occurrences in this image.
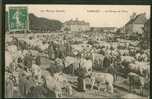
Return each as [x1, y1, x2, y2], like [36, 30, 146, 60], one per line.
[132, 24, 144, 34]
[125, 23, 133, 33]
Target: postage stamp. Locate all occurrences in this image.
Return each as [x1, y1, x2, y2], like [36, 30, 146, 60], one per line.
[8, 7, 29, 32]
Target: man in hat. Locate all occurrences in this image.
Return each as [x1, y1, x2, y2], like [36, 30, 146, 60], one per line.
[77, 53, 87, 92]
[48, 41, 56, 60]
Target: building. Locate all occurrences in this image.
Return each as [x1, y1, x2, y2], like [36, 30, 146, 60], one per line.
[118, 26, 125, 33]
[62, 18, 90, 32]
[102, 27, 117, 33]
[143, 19, 150, 48]
[124, 13, 147, 34]
[91, 27, 117, 33]
[90, 27, 104, 32]
[143, 19, 150, 40]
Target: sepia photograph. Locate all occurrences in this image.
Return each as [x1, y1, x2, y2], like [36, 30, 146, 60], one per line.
[5, 5, 150, 98]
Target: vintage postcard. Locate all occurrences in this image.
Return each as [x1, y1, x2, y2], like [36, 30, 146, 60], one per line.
[5, 5, 150, 98]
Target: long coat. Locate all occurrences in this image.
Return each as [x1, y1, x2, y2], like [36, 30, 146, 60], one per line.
[103, 55, 111, 72]
[48, 44, 56, 60]
[65, 42, 72, 56]
[58, 44, 65, 59]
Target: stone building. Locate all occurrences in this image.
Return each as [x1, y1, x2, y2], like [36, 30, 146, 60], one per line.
[143, 19, 150, 48]
[124, 13, 147, 34]
[91, 27, 117, 33]
[62, 18, 90, 32]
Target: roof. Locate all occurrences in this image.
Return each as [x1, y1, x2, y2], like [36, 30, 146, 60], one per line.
[125, 13, 147, 26]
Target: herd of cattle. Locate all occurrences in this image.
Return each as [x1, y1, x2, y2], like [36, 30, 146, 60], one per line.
[5, 32, 150, 98]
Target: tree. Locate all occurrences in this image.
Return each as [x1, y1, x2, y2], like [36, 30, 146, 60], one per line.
[29, 13, 63, 32]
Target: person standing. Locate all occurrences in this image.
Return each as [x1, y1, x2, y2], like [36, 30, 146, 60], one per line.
[23, 53, 33, 69]
[5, 72, 14, 98]
[59, 40, 65, 59]
[103, 54, 111, 73]
[77, 54, 87, 92]
[48, 41, 56, 60]
[65, 41, 72, 56]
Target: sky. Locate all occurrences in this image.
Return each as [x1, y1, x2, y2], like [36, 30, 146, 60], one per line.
[6, 5, 150, 28]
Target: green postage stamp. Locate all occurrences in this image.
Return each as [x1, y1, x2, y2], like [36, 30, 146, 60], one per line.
[8, 7, 29, 32]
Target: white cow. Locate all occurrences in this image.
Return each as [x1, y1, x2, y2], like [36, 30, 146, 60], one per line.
[89, 72, 114, 94]
[121, 56, 136, 64]
[79, 58, 92, 75]
[128, 61, 150, 77]
[41, 70, 63, 98]
[64, 56, 77, 68]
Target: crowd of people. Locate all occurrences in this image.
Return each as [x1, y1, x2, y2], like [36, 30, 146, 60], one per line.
[5, 32, 150, 98]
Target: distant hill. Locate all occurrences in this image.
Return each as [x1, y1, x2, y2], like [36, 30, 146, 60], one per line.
[5, 12, 63, 32]
[29, 13, 63, 32]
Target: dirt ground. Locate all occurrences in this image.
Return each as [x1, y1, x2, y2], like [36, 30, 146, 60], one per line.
[62, 74, 149, 98]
